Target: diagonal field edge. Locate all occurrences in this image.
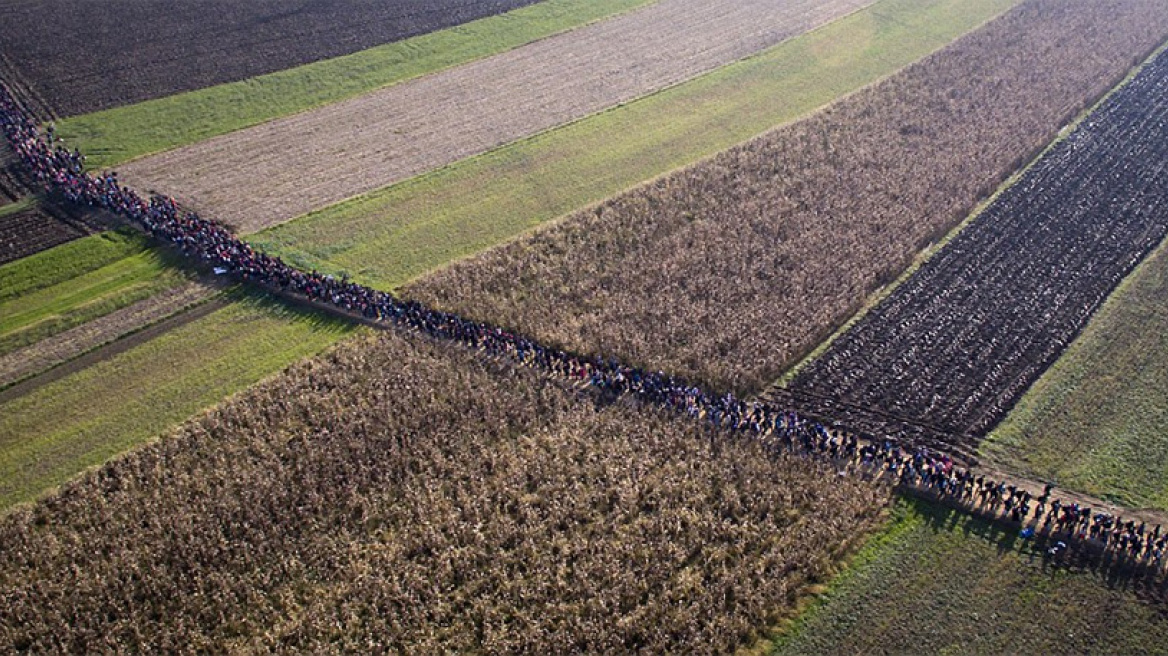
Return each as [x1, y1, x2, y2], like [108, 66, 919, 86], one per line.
[117, 0, 879, 234]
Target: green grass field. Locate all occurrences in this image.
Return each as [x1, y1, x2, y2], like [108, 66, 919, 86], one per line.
[0, 292, 357, 511]
[983, 236, 1168, 511]
[767, 499, 1168, 655]
[54, 0, 655, 169]
[249, 0, 1017, 291]
[0, 230, 148, 302]
[0, 237, 190, 356]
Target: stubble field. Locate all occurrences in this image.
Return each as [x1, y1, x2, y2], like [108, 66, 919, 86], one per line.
[407, 0, 1168, 397]
[118, 0, 877, 233]
[767, 46, 1168, 458]
[0, 331, 889, 653]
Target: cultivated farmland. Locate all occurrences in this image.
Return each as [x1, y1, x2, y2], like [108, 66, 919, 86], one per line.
[984, 231, 1168, 511]
[0, 0, 547, 116]
[770, 499, 1168, 655]
[251, 0, 1017, 291]
[0, 292, 356, 510]
[0, 201, 88, 266]
[409, 0, 1168, 396]
[0, 331, 889, 653]
[119, 0, 877, 234]
[770, 45, 1168, 458]
[56, 0, 657, 169]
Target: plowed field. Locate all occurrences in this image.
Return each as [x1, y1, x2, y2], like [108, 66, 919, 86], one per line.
[0, 0, 544, 116]
[119, 0, 876, 234]
[768, 46, 1168, 457]
[408, 0, 1168, 396]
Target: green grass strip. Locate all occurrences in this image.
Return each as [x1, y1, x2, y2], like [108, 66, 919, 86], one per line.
[984, 235, 1168, 511]
[0, 229, 147, 302]
[0, 248, 189, 356]
[768, 498, 1168, 655]
[0, 196, 35, 219]
[54, 0, 656, 169]
[251, 0, 1018, 291]
[0, 292, 357, 511]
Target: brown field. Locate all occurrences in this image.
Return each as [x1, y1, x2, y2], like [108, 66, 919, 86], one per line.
[407, 0, 1168, 397]
[0, 281, 216, 388]
[0, 0, 544, 117]
[120, 0, 875, 234]
[0, 330, 888, 653]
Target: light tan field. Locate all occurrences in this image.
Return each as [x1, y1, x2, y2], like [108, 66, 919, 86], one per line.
[119, 0, 874, 234]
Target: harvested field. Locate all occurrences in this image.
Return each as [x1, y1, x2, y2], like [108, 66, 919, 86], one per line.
[768, 45, 1168, 457]
[120, 0, 877, 234]
[0, 0, 546, 117]
[0, 281, 215, 388]
[984, 226, 1168, 511]
[0, 293, 355, 510]
[253, 0, 1018, 290]
[56, 0, 655, 169]
[0, 329, 889, 653]
[409, 0, 1168, 397]
[770, 499, 1168, 655]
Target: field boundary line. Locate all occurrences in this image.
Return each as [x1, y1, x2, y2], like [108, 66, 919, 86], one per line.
[57, 0, 664, 169]
[768, 35, 1168, 391]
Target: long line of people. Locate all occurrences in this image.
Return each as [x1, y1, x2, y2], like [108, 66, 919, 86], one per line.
[2, 82, 1163, 574]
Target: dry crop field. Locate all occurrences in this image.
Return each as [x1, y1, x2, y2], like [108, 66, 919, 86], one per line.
[5, 0, 1168, 651]
[0, 332, 889, 652]
[408, 0, 1168, 397]
[0, 0, 544, 117]
[119, 0, 876, 233]
[766, 49, 1168, 457]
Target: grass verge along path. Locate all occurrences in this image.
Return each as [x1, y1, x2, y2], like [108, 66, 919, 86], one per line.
[0, 292, 356, 511]
[767, 499, 1168, 655]
[983, 234, 1168, 511]
[0, 230, 144, 302]
[54, 0, 655, 169]
[0, 230, 190, 355]
[251, 0, 1017, 290]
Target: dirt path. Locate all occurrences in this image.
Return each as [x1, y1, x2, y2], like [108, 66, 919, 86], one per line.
[0, 285, 221, 399]
[119, 0, 875, 234]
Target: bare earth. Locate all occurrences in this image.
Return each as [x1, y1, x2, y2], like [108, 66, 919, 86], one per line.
[119, 0, 875, 234]
[0, 282, 215, 388]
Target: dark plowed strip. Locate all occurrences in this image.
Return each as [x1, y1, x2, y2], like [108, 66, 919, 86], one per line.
[0, 0, 545, 117]
[0, 206, 86, 265]
[785, 47, 1168, 443]
[0, 295, 226, 404]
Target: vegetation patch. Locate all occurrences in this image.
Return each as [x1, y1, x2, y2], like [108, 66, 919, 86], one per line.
[984, 235, 1168, 510]
[0, 329, 887, 652]
[766, 42, 1168, 456]
[0, 229, 144, 302]
[0, 292, 356, 510]
[407, 0, 1168, 396]
[252, 0, 1017, 290]
[0, 243, 190, 356]
[768, 498, 1168, 655]
[55, 0, 654, 168]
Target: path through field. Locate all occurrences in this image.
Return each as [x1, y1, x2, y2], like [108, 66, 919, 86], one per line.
[119, 0, 875, 234]
[0, 281, 216, 388]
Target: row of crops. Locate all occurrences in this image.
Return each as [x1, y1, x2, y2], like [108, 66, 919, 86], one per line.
[770, 47, 1168, 458]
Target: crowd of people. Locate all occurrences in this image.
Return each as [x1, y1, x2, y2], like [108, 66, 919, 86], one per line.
[2, 82, 1164, 574]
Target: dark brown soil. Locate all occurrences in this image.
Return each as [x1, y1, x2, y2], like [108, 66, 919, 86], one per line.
[0, 0, 544, 117]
